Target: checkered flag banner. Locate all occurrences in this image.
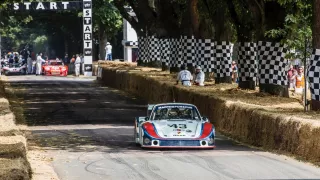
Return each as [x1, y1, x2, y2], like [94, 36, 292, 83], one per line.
[237, 42, 257, 81]
[257, 41, 288, 86]
[147, 36, 160, 62]
[180, 36, 196, 67]
[196, 39, 215, 72]
[138, 36, 148, 62]
[159, 38, 170, 66]
[170, 38, 183, 68]
[308, 49, 320, 101]
[214, 41, 232, 78]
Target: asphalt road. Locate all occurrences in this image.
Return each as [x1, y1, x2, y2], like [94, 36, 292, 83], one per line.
[4, 75, 320, 180]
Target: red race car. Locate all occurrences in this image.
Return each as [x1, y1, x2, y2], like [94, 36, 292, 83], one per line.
[42, 60, 68, 76]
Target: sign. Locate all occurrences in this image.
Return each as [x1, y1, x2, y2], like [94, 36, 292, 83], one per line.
[13, 2, 82, 11]
[83, 0, 93, 76]
[84, 64, 92, 72]
[12, 1, 93, 77]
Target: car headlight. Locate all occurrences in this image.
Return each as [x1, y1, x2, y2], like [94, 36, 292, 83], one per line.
[45, 67, 50, 71]
[208, 137, 214, 145]
[143, 137, 151, 144]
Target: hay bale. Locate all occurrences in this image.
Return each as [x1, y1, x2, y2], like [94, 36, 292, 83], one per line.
[99, 63, 320, 165]
[0, 136, 26, 159]
[0, 158, 32, 180]
[0, 113, 20, 136]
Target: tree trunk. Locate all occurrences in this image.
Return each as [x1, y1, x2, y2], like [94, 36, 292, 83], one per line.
[215, 77, 232, 84]
[239, 79, 255, 90]
[311, 0, 320, 110]
[98, 22, 108, 60]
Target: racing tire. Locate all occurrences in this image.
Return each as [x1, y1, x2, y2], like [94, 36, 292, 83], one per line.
[21, 69, 26, 75]
[4, 71, 9, 76]
[134, 129, 140, 147]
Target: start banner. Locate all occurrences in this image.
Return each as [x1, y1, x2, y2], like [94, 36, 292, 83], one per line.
[13, 1, 83, 11]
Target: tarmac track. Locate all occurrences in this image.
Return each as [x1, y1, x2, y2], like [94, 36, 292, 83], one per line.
[3, 75, 320, 180]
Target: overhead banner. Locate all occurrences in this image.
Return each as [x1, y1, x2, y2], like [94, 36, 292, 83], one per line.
[13, 1, 82, 11]
[83, 0, 93, 76]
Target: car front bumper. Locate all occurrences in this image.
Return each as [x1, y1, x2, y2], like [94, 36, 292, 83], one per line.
[141, 139, 215, 149]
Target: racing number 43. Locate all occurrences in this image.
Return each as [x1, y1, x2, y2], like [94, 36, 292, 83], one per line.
[168, 124, 187, 129]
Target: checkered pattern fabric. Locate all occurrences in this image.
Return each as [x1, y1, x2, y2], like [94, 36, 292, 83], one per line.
[214, 41, 232, 77]
[180, 36, 195, 67]
[147, 36, 160, 62]
[237, 42, 257, 81]
[170, 38, 183, 68]
[159, 38, 170, 66]
[308, 49, 320, 101]
[195, 39, 215, 72]
[125, 41, 138, 47]
[257, 41, 288, 86]
[138, 36, 148, 62]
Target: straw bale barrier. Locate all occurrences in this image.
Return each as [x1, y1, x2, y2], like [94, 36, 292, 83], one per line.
[98, 62, 320, 165]
[0, 136, 27, 159]
[0, 79, 32, 179]
[0, 158, 32, 180]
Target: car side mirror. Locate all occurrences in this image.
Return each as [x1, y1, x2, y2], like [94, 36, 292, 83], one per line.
[145, 117, 149, 121]
[202, 116, 209, 122]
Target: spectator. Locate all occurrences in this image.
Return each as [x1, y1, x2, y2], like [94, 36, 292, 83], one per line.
[63, 54, 69, 64]
[292, 67, 305, 94]
[176, 65, 193, 86]
[27, 55, 32, 74]
[105, 42, 112, 60]
[231, 61, 238, 83]
[288, 64, 297, 90]
[75, 54, 81, 77]
[194, 66, 205, 86]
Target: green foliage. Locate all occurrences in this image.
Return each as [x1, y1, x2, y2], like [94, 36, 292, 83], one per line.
[265, 0, 312, 60]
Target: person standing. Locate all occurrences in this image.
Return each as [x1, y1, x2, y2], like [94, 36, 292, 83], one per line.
[288, 64, 297, 90]
[231, 61, 238, 83]
[75, 54, 81, 77]
[27, 55, 32, 74]
[105, 42, 112, 60]
[63, 54, 69, 64]
[292, 67, 305, 94]
[36, 52, 45, 75]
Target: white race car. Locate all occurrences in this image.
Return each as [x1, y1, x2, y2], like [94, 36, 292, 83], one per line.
[134, 103, 216, 149]
[1, 63, 27, 76]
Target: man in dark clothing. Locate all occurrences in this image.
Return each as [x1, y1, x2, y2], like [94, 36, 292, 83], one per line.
[63, 54, 69, 64]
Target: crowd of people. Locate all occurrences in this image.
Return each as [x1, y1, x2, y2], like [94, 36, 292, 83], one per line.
[176, 61, 306, 95]
[1, 50, 85, 76]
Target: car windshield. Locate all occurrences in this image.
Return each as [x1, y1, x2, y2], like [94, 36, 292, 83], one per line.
[151, 105, 200, 120]
[49, 61, 63, 65]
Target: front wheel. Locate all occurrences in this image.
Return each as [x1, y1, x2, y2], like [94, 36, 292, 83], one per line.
[134, 128, 140, 146]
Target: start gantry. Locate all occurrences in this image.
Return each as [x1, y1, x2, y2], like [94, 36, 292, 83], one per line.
[13, 1, 81, 11]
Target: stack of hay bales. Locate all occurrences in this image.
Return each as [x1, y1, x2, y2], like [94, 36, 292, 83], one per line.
[98, 62, 320, 166]
[0, 91, 31, 179]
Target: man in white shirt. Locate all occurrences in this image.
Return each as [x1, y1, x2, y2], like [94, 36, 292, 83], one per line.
[105, 42, 112, 60]
[176, 65, 193, 86]
[36, 53, 46, 75]
[75, 54, 81, 77]
[194, 66, 205, 86]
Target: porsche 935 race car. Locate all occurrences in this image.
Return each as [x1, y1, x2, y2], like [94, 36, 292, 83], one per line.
[42, 60, 68, 76]
[134, 103, 215, 149]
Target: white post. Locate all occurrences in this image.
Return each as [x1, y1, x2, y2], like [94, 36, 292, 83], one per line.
[127, 47, 132, 62]
[83, 0, 93, 76]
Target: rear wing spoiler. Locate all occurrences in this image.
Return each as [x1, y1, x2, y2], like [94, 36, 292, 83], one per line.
[147, 104, 155, 117]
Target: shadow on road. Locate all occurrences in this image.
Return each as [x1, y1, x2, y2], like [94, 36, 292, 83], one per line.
[5, 79, 146, 126]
